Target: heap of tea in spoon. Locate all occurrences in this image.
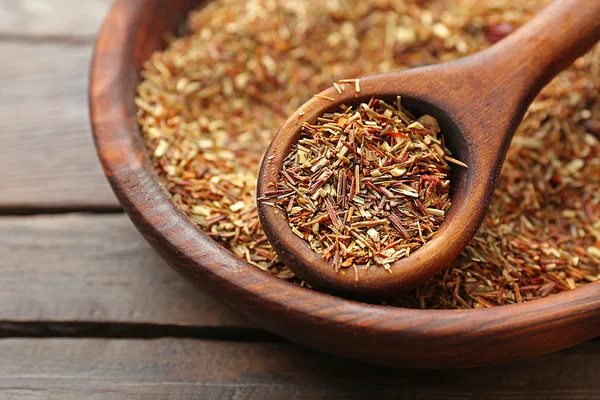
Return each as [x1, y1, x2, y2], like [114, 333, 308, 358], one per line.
[265, 97, 466, 277]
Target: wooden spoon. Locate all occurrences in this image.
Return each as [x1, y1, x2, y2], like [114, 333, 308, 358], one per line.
[256, 0, 600, 299]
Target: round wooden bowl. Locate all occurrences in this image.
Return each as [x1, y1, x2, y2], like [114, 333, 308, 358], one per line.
[89, 0, 600, 368]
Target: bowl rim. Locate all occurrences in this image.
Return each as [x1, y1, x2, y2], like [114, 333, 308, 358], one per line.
[89, 0, 600, 367]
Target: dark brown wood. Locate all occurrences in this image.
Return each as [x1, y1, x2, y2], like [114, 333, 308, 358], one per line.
[1, 338, 600, 399]
[89, 0, 600, 368]
[257, 0, 600, 297]
[0, 9, 119, 209]
[0, 214, 251, 327]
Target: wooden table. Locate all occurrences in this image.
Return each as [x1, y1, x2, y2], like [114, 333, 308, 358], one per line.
[1, 1, 598, 398]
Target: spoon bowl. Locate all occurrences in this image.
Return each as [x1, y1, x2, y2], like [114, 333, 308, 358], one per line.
[257, 0, 600, 298]
[258, 76, 475, 297]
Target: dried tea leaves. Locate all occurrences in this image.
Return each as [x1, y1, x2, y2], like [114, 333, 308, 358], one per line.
[264, 98, 461, 273]
[136, 0, 599, 309]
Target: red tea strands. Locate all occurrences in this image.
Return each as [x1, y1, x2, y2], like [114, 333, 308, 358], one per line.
[263, 98, 462, 273]
[136, 0, 599, 309]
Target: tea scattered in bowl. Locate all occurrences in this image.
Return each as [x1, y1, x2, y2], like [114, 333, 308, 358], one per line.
[135, 0, 599, 309]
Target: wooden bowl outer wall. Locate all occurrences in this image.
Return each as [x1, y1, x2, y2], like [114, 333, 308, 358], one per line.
[89, 0, 600, 368]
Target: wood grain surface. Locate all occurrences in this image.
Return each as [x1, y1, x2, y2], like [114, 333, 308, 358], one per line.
[0, 0, 118, 209]
[0, 0, 110, 39]
[0, 214, 251, 328]
[1, 338, 599, 399]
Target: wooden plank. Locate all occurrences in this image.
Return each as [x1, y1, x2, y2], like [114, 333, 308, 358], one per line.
[0, 213, 251, 327]
[0, 40, 120, 209]
[0, 0, 111, 39]
[0, 338, 598, 399]
[0, 1, 117, 209]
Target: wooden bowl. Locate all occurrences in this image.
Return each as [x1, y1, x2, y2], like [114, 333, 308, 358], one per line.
[89, 0, 600, 368]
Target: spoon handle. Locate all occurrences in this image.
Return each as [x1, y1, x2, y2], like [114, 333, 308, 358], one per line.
[486, 0, 600, 105]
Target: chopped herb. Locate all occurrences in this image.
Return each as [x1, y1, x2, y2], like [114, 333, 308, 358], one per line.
[136, 0, 600, 309]
[264, 98, 457, 272]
